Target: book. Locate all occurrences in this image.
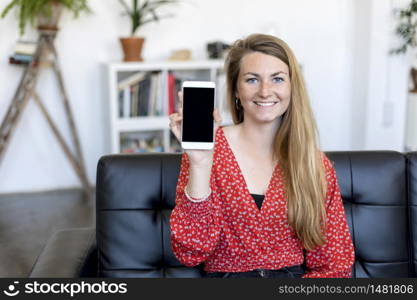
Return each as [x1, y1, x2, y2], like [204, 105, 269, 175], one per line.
[174, 77, 182, 113]
[9, 53, 34, 65]
[117, 72, 146, 91]
[118, 90, 123, 117]
[138, 75, 151, 116]
[148, 73, 158, 116]
[14, 41, 37, 55]
[156, 73, 165, 116]
[168, 72, 176, 115]
[130, 84, 139, 117]
[12, 54, 33, 62]
[123, 87, 131, 118]
[9, 57, 30, 65]
[117, 71, 165, 117]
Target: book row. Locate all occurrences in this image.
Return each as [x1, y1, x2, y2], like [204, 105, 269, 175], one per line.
[9, 41, 36, 65]
[117, 71, 182, 118]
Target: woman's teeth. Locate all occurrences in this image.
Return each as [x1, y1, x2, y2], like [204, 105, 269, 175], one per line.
[253, 101, 277, 107]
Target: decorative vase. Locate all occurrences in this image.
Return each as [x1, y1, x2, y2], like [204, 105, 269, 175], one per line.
[119, 37, 144, 62]
[37, 1, 63, 31]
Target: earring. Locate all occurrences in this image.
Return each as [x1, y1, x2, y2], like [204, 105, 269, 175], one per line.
[235, 98, 241, 110]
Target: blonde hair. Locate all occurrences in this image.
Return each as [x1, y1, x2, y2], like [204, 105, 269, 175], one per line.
[225, 34, 327, 251]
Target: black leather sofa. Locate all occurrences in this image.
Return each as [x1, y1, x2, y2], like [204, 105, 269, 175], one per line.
[29, 151, 417, 278]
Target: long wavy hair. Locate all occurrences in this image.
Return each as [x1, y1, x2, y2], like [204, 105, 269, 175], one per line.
[224, 33, 327, 251]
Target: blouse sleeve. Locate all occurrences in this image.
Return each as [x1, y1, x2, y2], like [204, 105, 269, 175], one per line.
[169, 152, 222, 267]
[302, 156, 355, 278]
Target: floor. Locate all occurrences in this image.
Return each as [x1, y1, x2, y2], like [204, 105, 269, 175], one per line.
[0, 188, 94, 277]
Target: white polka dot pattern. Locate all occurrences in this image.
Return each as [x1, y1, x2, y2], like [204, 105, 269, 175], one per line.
[169, 127, 355, 277]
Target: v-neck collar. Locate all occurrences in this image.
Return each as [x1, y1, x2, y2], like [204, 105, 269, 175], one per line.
[218, 126, 278, 215]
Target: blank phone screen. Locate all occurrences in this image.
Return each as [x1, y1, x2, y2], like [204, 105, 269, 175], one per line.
[182, 87, 215, 142]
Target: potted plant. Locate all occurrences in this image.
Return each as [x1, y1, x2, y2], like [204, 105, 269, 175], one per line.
[391, 0, 417, 92]
[118, 0, 178, 62]
[391, 0, 417, 55]
[1, 0, 91, 35]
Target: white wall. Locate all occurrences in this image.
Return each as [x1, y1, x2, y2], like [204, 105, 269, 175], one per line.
[348, 0, 409, 151]
[350, 0, 372, 150]
[363, 0, 409, 150]
[0, 0, 409, 193]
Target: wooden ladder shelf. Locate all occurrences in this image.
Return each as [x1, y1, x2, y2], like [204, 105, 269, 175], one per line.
[0, 29, 91, 200]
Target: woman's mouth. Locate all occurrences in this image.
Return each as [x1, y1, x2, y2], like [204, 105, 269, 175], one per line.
[253, 101, 279, 107]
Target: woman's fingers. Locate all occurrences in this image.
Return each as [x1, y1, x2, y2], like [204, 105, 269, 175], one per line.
[169, 113, 182, 122]
[213, 108, 222, 126]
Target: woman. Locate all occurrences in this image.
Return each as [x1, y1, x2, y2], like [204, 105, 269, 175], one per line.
[168, 33, 355, 278]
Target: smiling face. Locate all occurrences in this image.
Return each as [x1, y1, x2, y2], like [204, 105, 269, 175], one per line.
[236, 51, 291, 125]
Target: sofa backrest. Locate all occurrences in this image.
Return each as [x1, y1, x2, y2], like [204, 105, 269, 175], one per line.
[327, 152, 415, 277]
[407, 152, 417, 277]
[95, 151, 417, 278]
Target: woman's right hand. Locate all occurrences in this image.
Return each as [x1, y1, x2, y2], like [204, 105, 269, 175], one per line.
[169, 91, 222, 166]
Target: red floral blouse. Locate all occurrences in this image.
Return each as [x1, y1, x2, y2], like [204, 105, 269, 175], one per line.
[170, 127, 355, 278]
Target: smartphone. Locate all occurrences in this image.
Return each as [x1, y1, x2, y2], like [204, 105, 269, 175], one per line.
[181, 81, 216, 149]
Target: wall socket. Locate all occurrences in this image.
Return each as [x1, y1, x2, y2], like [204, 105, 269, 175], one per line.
[382, 100, 393, 128]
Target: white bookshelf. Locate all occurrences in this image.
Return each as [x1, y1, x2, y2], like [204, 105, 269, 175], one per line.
[107, 60, 227, 154]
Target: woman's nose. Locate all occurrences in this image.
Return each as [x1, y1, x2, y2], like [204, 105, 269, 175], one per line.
[258, 82, 272, 98]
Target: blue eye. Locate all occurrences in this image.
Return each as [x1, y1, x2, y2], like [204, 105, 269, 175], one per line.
[246, 78, 258, 83]
[273, 77, 284, 83]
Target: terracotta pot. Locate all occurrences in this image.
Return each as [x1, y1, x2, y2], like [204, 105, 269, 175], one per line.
[37, 1, 63, 31]
[120, 37, 145, 62]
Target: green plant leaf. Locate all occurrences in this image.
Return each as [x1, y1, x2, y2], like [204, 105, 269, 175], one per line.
[119, 0, 179, 35]
[392, 0, 417, 55]
[1, 0, 92, 36]
[118, 0, 132, 15]
[0, 0, 20, 19]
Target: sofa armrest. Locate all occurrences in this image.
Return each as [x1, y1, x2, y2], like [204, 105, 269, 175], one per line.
[29, 227, 96, 277]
